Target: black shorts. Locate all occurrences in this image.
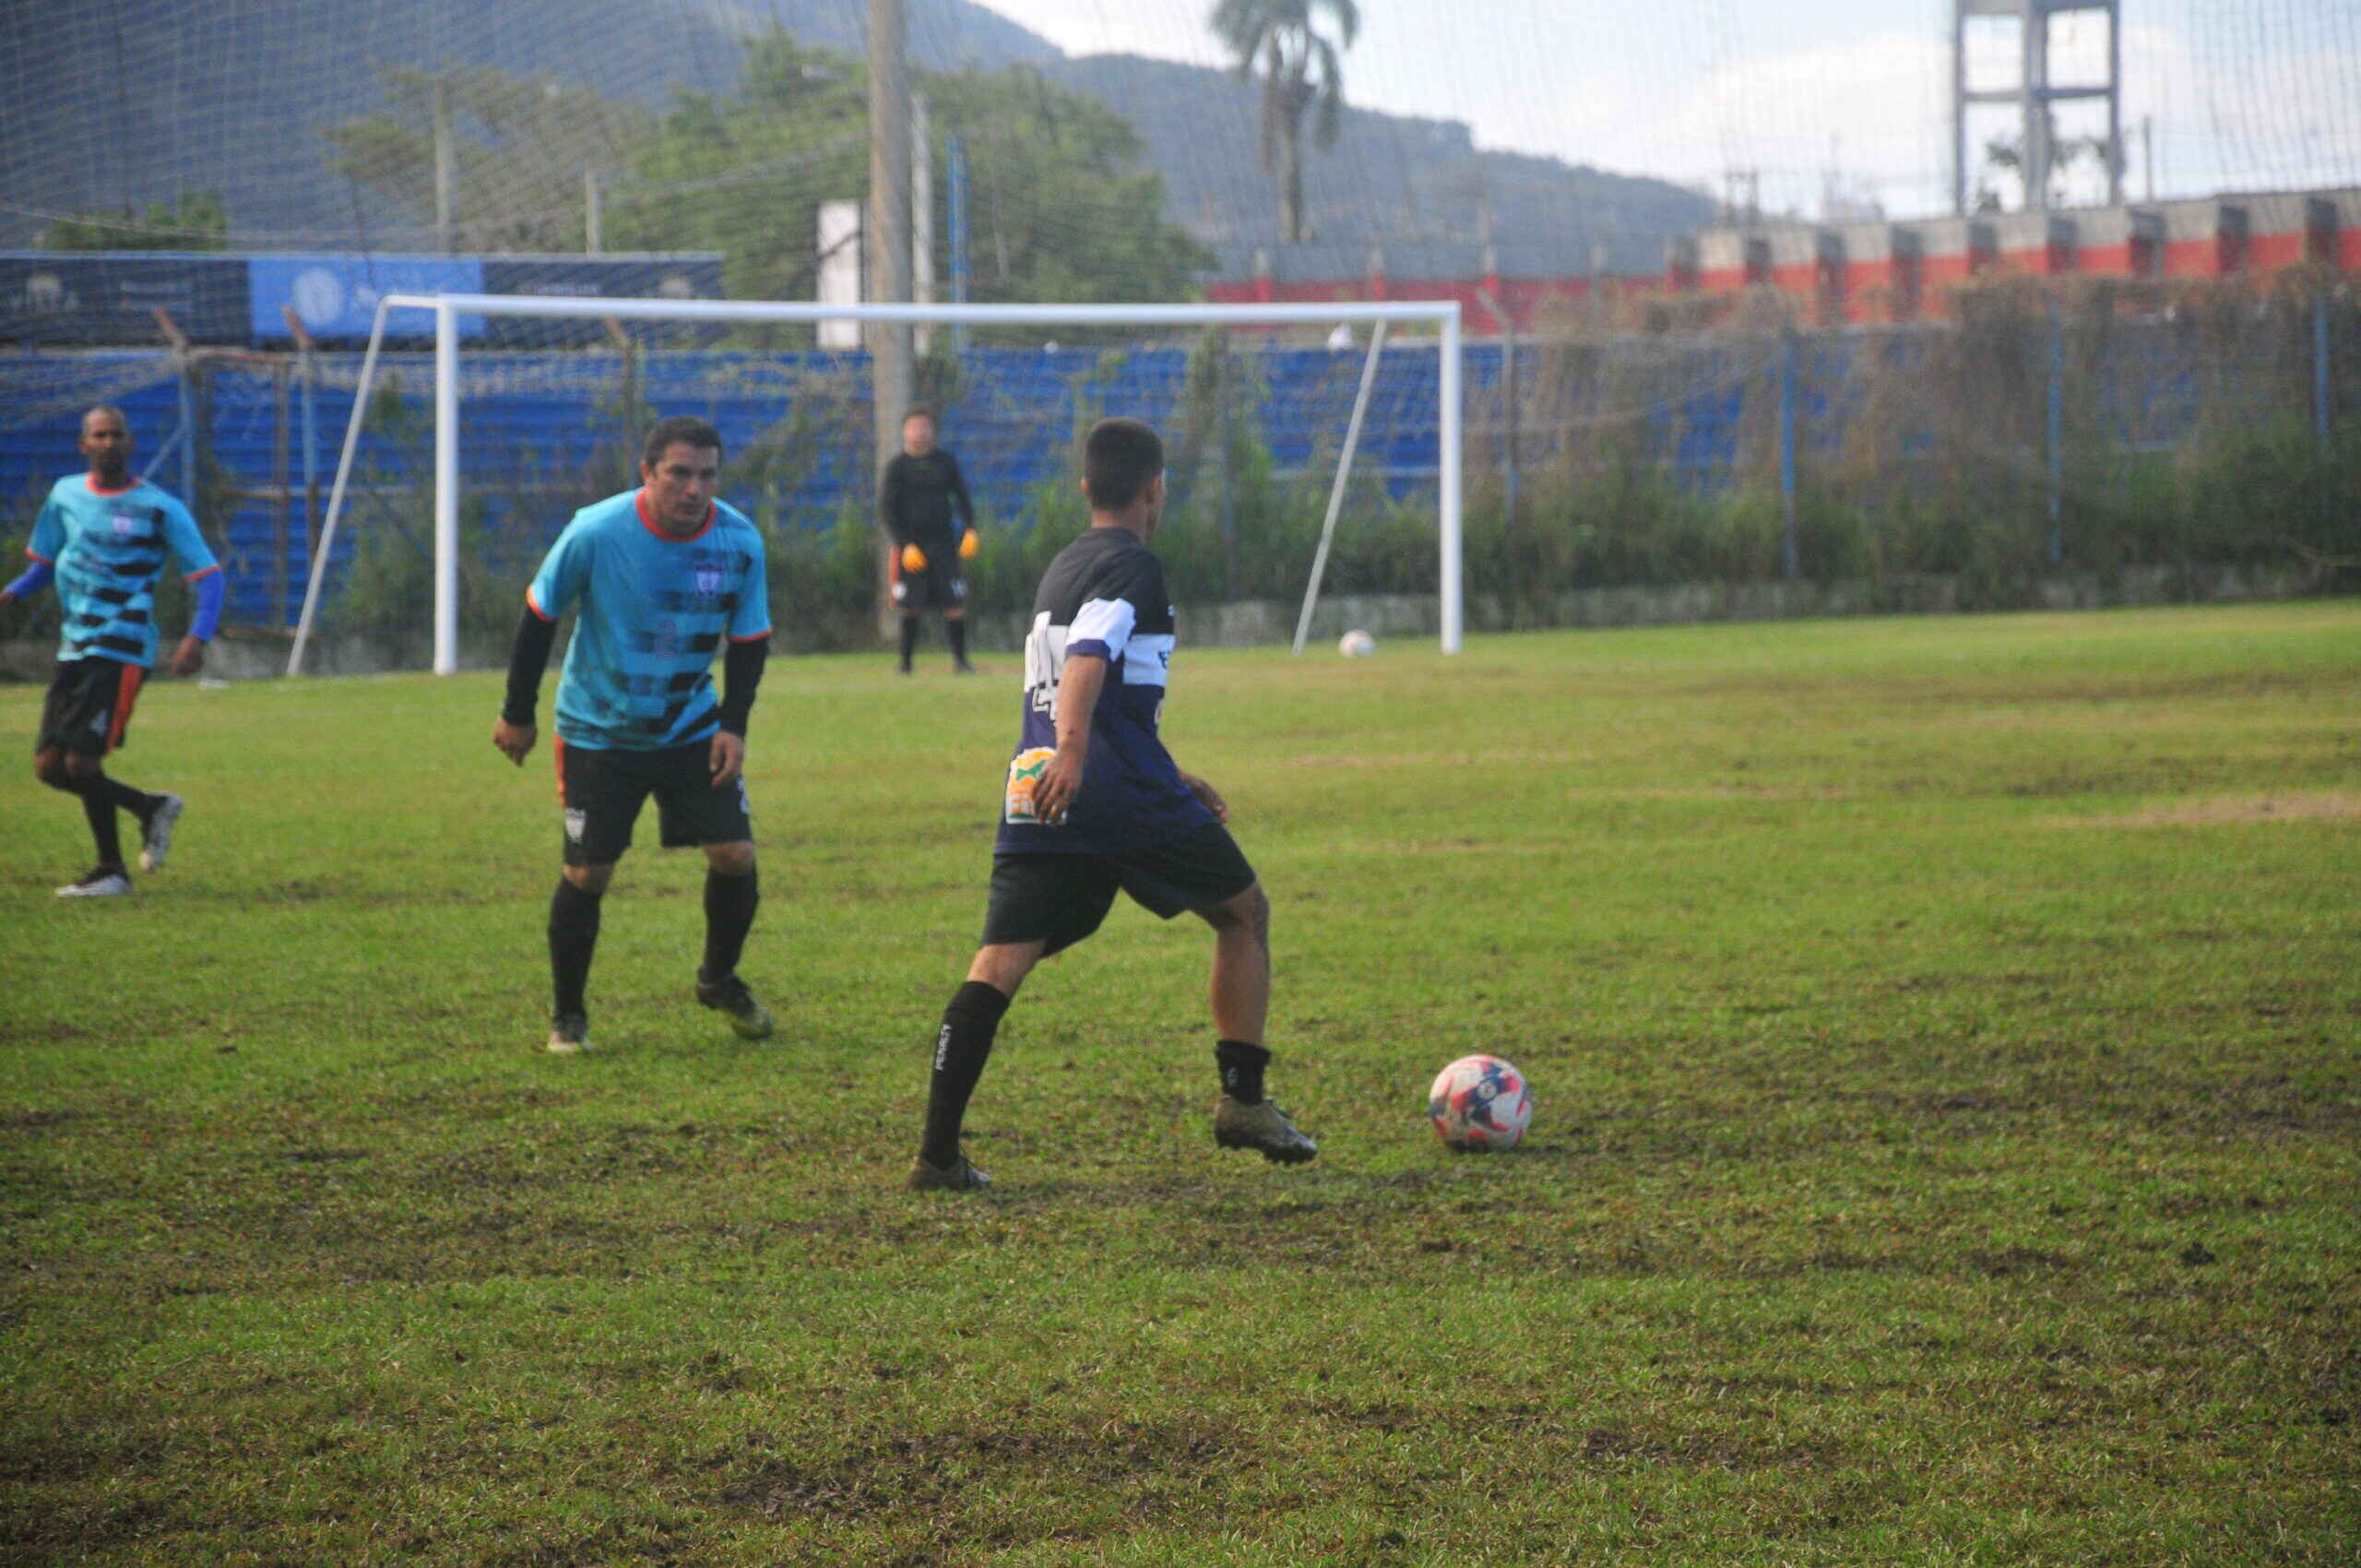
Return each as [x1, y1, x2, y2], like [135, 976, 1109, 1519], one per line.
[554, 735, 753, 867]
[37, 656, 145, 758]
[891, 545, 967, 612]
[981, 823, 1259, 957]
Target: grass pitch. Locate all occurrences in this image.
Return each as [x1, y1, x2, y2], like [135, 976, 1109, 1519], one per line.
[4, 602, 2357, 1566]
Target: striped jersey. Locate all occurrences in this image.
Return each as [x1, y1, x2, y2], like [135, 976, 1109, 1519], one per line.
[526, 489, 771, 751]
[997, 525, 1213, 855]
[26, 475, 219, 668]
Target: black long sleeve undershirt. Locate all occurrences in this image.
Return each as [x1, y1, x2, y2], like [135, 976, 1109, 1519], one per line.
[717, 635, 769, 735]
[502, 603, 557, 726]
[503, 604, 769, 736]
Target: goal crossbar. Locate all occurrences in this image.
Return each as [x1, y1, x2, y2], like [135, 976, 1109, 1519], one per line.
[288, 293, 1464, 675]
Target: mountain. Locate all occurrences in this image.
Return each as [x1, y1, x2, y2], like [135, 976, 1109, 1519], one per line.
[0, 0, 1709, 278]
[1039, 53, 1711, 276]
[0, 0, 1057, 251]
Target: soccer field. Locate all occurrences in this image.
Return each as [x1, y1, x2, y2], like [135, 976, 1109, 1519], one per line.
[5, 602, 2357, 1566]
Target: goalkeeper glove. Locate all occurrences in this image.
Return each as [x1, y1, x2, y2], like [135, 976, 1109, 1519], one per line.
[901, 542, 928, 573]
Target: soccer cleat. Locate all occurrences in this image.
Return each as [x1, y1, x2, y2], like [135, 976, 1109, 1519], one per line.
[55, 867, 133, 898]
[1213, 1096, 1319, 1165]
[953, 659, 979, 675]
[907, 1152, 991, 1192]
[138, 793, 184, 873]
[546, 1012, 590, 1053]
[695, 973, 776, 1040]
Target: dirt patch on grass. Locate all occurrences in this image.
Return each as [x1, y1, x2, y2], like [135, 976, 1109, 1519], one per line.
[2052, 792, 2361, 828]
[716, 1416, 1246, 1525]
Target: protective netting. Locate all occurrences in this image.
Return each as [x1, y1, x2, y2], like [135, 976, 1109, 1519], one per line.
[8, 282, 2350, 665]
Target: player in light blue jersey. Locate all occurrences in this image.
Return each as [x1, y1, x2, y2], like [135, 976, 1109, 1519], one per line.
[493, 416, 776, 1054]
[2, 407, 224, 898]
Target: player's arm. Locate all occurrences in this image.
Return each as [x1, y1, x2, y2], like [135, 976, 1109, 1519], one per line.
[707, 632, 770, 787]
[4, 498, 65, 612]
[0, 556, 53, 612]
[1031, 651, 1106, 826]
[161, 502, 224, 676]
[494, 597, 558, 765]
[946, 451, 976, 534]
[877, 457, 910, 544]
[1175, 768, 1230, 823]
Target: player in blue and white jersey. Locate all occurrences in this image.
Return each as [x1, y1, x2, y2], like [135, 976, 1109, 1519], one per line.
[1, 407, 223, 898]
[493, 416, 776, 1054]
[907, 416, 1317, 1191]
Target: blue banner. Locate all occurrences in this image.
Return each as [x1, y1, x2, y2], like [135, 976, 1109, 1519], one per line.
[0, 254, 251, 345]
[249, 255, 486, 342]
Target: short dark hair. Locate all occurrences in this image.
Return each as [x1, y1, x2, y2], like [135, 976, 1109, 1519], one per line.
[902, 403, 937, 425]
[1082, 417, 1163, 512]
[642, 415, 722, 469]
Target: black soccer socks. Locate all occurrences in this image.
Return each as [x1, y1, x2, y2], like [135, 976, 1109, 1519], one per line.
[897, 615, 921, 672]
[548, 877, 603, 1016]
[79, 788, 125, 870]
[946, 617, 970, 665]
[74, 773, 159, 870]
[700, 868, 760, 982]
[920, 980, 1012, 1168]
[1216, 1039, 1273, 1105]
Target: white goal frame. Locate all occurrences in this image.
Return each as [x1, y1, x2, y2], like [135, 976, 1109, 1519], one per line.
[289, 294, 1464, 675]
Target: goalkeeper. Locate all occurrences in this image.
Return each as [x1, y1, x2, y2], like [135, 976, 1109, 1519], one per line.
[879, 404, 979, 674]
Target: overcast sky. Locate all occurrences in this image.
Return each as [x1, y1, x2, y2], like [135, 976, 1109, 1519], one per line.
[968, 0, 2361, 219]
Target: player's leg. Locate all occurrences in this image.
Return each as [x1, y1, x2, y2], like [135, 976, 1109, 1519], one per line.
[651, 742, 773, 1039]
[38, 659, 162, 897]
[941, 561, 974, 673]
[1117, 825, 1316, 1165]
[1197, 880, 1314, 1163]
[547, 742, 647, 1052]
[909, 855, 1118, 1190]
[692, 839, 772, 1039]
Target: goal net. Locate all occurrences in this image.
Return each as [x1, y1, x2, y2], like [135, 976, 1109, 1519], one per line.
[286, 296, 1464, 675]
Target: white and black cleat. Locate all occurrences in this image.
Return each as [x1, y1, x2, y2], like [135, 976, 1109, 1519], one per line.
[138, 793, 184, 873]
[56, 867, 133, 899]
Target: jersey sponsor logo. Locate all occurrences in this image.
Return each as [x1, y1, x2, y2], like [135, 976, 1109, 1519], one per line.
[694, 563, 724, 598]
[1022, 612, 1069, 717]
[109, 508, 144, 539]
[1003, 746, 1058, 825]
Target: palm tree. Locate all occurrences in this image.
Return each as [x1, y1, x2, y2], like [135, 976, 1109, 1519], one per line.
[1209, 0, 1359, 244]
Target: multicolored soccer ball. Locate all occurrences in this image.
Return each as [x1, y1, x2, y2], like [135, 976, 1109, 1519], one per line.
[1428, 1054, 1532, 1151]
[1338, 629, 1376, 658]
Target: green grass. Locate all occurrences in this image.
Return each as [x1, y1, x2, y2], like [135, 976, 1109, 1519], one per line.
[4, 602, 2357, 1566]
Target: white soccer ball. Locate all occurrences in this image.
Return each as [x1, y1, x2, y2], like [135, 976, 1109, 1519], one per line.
[1428, 1054, 1533, 1152]
[1337, 629, 1376, 658]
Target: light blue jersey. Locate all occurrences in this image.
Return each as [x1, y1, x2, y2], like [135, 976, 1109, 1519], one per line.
[26, 476, 219, 668]
[527, 489, 771, 751]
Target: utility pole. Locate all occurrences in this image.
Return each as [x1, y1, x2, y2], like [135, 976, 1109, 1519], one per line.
[912, 93, 934, 356]
[584, 168, 602, 254]
[869, 0, 913, 635]
[433, 81, 455, 252]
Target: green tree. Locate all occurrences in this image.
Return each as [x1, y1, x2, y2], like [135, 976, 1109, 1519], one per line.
[1209, 0, 1359, 244]
[326, 65, 649, 251]
[914, 64, 1213, 311]
[39, 192, 230, 251]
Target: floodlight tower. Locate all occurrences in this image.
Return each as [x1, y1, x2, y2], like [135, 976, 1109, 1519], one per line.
[1953, 0, 2121, 212]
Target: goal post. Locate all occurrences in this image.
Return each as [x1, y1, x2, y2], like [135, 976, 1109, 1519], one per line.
[289, 293, 1464, 676]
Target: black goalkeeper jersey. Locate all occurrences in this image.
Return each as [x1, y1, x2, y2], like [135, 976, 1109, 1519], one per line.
[879, 449, 973, 552]
[995, 526, 1215, 856]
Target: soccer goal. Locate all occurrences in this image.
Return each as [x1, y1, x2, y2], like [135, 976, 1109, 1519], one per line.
[287, 295, 1464, 675]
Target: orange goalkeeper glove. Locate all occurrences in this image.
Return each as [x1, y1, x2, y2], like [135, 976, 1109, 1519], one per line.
[958, 529, 979, 560]
[901, 542, 928, 573]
